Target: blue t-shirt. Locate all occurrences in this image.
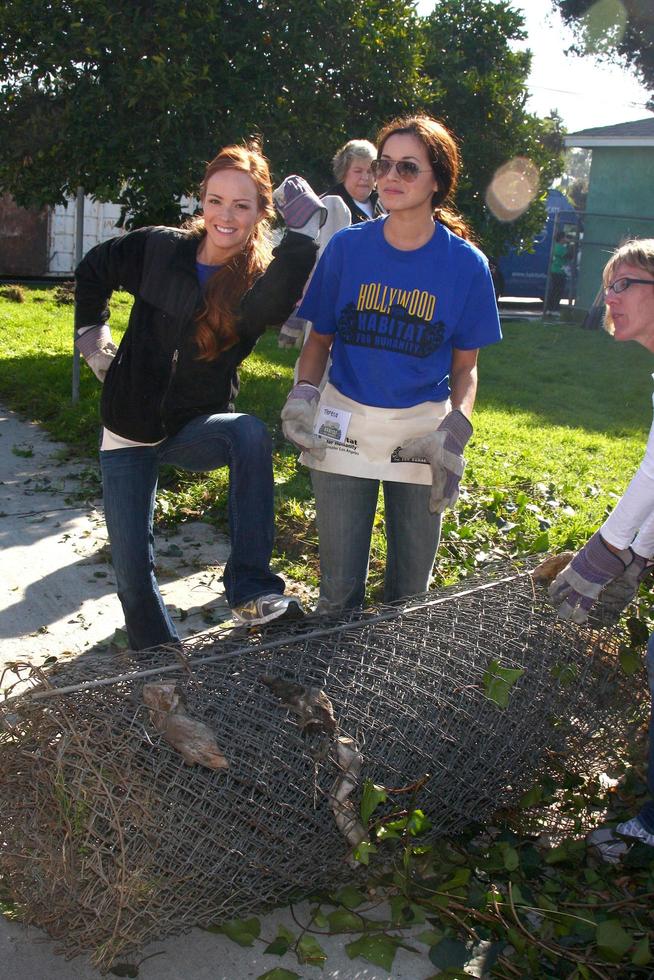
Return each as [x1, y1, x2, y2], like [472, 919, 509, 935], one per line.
[298, 218, 502, 407]
[196, 260, 221, 289]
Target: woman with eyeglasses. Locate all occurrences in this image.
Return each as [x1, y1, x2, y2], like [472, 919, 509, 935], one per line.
[548, 238, 654, 857]
[281, 115, 502, 613]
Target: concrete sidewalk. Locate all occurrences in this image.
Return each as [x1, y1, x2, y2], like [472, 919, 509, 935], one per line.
[0, 403, 435, 980]
[0, 405, 234, 667]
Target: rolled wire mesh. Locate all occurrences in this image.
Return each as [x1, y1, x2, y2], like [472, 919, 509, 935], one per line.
[0, 561, 644, 968]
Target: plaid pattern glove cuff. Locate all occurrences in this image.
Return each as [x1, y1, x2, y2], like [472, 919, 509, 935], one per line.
[548, 531, 630, 624]
[281, 383, 326, 458]
[75, 323, 114, 359]
[395, 410, 473, 514]
[273, 176, 327, 238]
[594, 552, 654, 624]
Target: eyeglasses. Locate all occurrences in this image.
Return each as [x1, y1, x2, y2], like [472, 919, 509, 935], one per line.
[371, 158, 433, 182]
[604, 277, 654, 296]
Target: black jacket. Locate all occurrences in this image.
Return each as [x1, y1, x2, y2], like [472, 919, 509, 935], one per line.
[325, 183, 384, 225]
[75, 226, 317, 441]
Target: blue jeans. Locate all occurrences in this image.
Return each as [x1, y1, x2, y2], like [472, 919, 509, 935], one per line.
[638, 634, 654, 833]
[310, 469, 441, 613]
[100, 413, 284, 649]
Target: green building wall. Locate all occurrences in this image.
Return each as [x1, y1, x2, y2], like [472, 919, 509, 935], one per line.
[576, 147, 654, 310]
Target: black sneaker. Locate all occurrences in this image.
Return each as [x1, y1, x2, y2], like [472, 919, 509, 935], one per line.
[232, 594, 305, 626]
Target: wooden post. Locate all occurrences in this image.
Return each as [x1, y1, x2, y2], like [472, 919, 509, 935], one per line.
[72, 186, 84, 402]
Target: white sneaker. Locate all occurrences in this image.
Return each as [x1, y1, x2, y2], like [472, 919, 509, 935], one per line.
[615, 816, 654, 848]
[232, 593, 305, 626]
[586, 827, 629, 864]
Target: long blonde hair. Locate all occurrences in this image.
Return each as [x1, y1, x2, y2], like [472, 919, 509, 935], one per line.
[191, 143, 274, 360]
[375, 115, 474, 242]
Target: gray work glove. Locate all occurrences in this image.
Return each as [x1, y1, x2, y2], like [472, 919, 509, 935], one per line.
[75, 324, 118, 383]
[395, 409, 473, 514]
[278, 315, 307, 349]
[281, 383, 326, 458]
[86, 344, 118, 382]
[273, 176, 327, 239]
[548, 530, 631, 624]
[595, 552, 654, 623]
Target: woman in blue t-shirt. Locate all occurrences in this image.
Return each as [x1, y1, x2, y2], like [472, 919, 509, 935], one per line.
[281, 114, 502, 614]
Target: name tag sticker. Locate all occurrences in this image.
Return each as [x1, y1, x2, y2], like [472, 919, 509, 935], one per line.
[313, 405, 352, 444]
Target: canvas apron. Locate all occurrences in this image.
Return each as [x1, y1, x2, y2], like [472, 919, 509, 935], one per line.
[300, 382, 449, 484]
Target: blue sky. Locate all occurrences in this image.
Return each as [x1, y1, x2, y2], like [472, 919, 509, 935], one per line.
[416, 0, 652, 132]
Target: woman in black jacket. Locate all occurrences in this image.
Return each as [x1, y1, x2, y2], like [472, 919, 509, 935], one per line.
[327, 138, 384, 224]
[75, 144, 321, 648]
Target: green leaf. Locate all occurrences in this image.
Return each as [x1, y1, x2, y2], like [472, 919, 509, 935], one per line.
[619, 645, 641, 676]
[353, 840, 377, 865]
[416, 928, 445, 946]
[297, 934, 327, 967]
[407, 808, 432, 836]
[327, 908, 363, 932]
[440, 867, 471, 891]
[218, 916, 261, 947]
[311, 909, 329, 929]
[428, 936, 469, 969]
[109, 966, 138, 978]
[632, 935, 651, 966]
[334, 885, 367, 909]
[626, 616, 649, 647]
[257, 970, 301, 980]
[360, 780, 388, 823]
[346, 934, 399, 971]
[530, 530, 550, 553]
[507, 926, 527, 953]
[389, 895, 426, 925]
[264, 937, 290, 956]
[519, 784, 543, 808]
[482, 659, 525, 708]
[277, 925, 295, 943]
[596, 919, 632, 963]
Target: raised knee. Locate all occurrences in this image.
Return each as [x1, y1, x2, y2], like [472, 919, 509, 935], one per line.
[233, 414, 271, 453]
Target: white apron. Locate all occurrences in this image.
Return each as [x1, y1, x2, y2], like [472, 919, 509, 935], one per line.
[300, 382, 449, 484]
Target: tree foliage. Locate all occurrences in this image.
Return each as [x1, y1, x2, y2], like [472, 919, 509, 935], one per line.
[0, 0, 425, 225]
[551, 0, 654, 105]
[0, 0, 565, 252]
[420, 0, 565, 257]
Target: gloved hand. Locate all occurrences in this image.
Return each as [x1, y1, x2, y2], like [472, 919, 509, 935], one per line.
[273, 175, 327, 239]
[395, 409, 473, 513]
[278, 315, 307, 349]
[75, 324, 118, 383]
[281, 382, 326, 458]
[86, 343, 118, 382]
[595, 551, 654, 623]
[548, 530, 631, 624]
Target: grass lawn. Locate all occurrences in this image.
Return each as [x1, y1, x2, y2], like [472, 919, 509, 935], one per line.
[3, 285, 654, 976]
[1, 285, 653, 595]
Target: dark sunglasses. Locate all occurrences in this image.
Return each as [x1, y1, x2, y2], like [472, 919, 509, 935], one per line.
[604, 277, 654, 296]
[371, 158, 432, 182]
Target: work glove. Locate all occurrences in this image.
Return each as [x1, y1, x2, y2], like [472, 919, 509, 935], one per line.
[75, 324, 118, 383]
[395, 409, 473, 514]
[548, 530, 631, 624]
[594, 551, 654, 623]
[273, 176, 327, 240]
[281, 382, 326, 459]
[85, 344, 118, 382]
[278, 315, 307, 349]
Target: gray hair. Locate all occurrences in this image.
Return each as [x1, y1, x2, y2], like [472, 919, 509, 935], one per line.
[332, 139, 376, 183]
